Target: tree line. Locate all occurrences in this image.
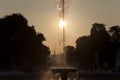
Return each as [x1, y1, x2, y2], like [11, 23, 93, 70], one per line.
[65, 23, 120, 71]
[0, 13, 50, 72]
[0, 13, 120, 72]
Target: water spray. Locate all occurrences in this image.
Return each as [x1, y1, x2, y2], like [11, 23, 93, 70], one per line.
[57, 0, 67, 68]
[51, 1, 78, 80]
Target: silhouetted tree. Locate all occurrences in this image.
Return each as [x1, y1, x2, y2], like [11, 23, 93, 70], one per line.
[0, 13, 50, 71]
[90, 23, 115, 69]
[65, 23, 119, 71]
[76, 36, 94, 70]
[64, 22, 120, 71]
[109, 26, 120, 42]
[109, 26, 120, 68]
[65, 45, 76, 66]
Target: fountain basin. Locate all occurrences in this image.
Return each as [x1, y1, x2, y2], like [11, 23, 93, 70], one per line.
[51, 67, 77, 80]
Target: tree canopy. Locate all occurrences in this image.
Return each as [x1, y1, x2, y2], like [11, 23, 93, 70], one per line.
[66, 23, 120, 70]
[0, 13, 50, 71]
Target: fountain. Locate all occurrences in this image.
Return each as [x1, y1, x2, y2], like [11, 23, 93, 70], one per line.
[51, 0, 77, 80]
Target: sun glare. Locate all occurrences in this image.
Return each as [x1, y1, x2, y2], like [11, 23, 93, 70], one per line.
[59, 20, 66, 28]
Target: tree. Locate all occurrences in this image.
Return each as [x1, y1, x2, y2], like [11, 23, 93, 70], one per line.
[0, 13, 50, 71]
[90, 23, 110, 48]
[76, 36, 94, 70]
[90, 23, 115, 69]
[109, 26, 120, 68]
[65, 45, 76, 66]
[109, 26, 120, 42]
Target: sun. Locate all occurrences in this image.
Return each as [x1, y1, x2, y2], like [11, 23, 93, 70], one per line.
[59, 20, 66, 28]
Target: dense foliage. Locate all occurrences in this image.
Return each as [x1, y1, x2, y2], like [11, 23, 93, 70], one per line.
[0, 13, 50, 71]
[66, 23, 120, 70]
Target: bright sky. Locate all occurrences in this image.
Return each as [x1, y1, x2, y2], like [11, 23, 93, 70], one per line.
[0, 0, 120, 53]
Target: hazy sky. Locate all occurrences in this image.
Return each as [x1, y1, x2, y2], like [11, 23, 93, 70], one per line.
[0, 0, 120, 53]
